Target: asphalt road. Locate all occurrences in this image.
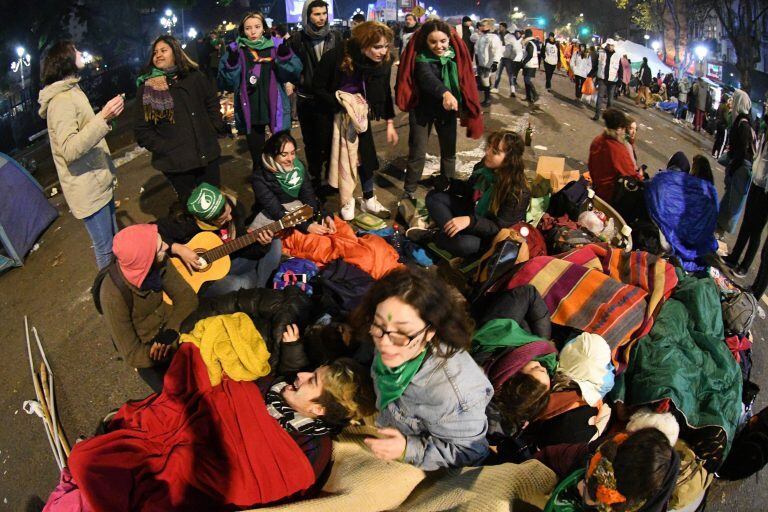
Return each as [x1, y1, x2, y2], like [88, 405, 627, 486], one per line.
[0, 69, 764, 511]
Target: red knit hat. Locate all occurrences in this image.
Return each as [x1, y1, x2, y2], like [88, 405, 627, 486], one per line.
[112, 224, 159, 288]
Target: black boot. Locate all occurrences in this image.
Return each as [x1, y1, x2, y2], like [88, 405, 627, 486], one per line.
[481, 89, 491, 107]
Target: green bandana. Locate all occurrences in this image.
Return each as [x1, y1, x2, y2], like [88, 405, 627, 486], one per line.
[187, 182, 225, 222]
[415, 46, 462, 106]
[237, 36, 274, 51]
[135, 67, 176, 87]
[274, 159, 306, 198]
[373, 349, 428, 409]
[472, 166, 496, 217]
[472, 319, 558, 374]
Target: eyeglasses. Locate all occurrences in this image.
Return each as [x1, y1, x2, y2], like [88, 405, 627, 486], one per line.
[370, 322, 431, 347]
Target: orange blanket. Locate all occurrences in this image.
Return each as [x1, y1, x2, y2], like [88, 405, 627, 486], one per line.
[282, 218, 403, 279]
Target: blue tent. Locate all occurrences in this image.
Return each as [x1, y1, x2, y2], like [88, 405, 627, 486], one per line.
[0, 153, 58, 272]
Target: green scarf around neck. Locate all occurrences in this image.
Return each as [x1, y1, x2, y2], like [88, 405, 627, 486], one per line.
[415, 46, 462, 106]
[472, 166, 496, 217]
[135, 66, 177, 87]
[373, 348, 428, 409]
[273, 158, 306, 198]
[237, 36, 274, 51]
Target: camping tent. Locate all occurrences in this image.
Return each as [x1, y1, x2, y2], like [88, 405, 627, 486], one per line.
[615, 40, 673, 77]
[0, 153, 58, 273]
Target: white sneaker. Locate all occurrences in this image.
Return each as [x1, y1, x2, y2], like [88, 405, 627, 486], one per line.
[340, 198, 355, 221]
[360, 196, 390, 217]
[490, 87, 500, 94]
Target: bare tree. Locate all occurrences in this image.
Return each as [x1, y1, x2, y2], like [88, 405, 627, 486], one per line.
[704, 0, 768, 93]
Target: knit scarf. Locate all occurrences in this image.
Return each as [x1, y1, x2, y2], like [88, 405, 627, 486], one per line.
[237, 36, 274, 51]
[373, 348, 428, 409]
[415, 46, 462, 106]
[472, 165, 496, 217]
[136, 67, 177, 123]
[265, 380, 338, 436]
[261, 154, 306, 197]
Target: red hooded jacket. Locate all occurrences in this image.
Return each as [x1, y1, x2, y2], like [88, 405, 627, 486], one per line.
[396, 28, 483, 139]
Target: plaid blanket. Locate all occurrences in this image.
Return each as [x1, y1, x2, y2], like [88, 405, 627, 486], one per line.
[507, 244, 677, 369]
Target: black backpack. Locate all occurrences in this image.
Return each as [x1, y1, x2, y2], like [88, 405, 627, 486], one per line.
[547, 177, 590, 221]
[718, 406, 768, 480]
[92, 258, 133, 314]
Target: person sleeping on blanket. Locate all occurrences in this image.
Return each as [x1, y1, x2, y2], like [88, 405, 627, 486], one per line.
[52, 343, 376, 512]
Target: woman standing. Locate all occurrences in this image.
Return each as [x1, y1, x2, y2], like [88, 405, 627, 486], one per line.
[357, 267, 493, 470]
[410, 130, 530, 258]
[218, 11, 302, 167]
[134, 35, 225, 203]
[397, 19, 481, 201]
[39, 40, 125, 269]
[717, 89, 755, 236]
[569, 43, 590, 101]
[314, 21, 398, 220]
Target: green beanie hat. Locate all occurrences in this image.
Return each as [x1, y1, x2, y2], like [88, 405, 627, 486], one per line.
[187, 182, 225, 222]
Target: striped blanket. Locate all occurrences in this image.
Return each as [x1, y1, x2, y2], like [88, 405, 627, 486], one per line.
[507, 244, 677, 369]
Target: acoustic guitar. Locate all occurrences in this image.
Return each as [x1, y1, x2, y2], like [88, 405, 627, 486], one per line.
[164, 205, 314, 303]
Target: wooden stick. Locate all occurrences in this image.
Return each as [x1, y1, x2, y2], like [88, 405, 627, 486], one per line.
[32, 370, 62, 469]
[40, 363, 70, 457]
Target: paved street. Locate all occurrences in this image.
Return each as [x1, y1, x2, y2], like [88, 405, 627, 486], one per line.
[0, 69, 765, 510]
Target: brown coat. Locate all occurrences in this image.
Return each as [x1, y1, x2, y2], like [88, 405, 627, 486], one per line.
[100, 262, 198, 368]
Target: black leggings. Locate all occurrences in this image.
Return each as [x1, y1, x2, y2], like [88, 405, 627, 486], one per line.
[544, 63, 556, 89]
[164, 159, 221, 203]
[728, 183, 768, 271]
[425, 190, 483, 257]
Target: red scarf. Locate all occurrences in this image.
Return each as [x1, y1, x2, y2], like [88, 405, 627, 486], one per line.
[396, 28, 483, 139]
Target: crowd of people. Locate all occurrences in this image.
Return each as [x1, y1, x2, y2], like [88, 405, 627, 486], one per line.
[34, 2, 767, 511]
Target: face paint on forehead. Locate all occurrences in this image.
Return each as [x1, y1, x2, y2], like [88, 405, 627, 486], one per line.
[387, 312, 393, 322]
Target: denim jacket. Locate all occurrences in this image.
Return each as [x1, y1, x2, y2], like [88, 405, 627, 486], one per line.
[373, 347, 494, 470]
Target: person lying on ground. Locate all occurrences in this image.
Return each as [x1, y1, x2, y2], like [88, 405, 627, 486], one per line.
[252, 130, 336, 235]
[97, 224, 198, 392]
[588, 108, 641, 203]
[155, 182, 282, 296]
[351, 267, 494, 470]
[59, 351, 376, 511]
[407, 129, 530, 258]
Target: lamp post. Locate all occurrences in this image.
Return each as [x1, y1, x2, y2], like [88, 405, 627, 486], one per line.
[651, 40, 661, 54]
[694, 45, 709, 76]
[187, 27, 198, 40]
[10, 46, 31, 89]
[160, 8, 178, 35]
[643, 34, 650, 48]
[425, 6, 437, 18]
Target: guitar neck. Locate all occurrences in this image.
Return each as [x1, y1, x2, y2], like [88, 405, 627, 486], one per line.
[203, 218, 285, 263]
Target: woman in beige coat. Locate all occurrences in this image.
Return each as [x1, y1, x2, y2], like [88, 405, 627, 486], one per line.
[38, 40, 125, 269]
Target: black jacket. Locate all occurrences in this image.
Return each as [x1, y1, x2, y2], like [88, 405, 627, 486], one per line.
[639, 63, 652, 87]
[181, 286, 313, 371]
[313, 44, 395, 120]
[155, 197, 270, 261]
[447, 169, 531, 240]
[728, 114, 756, 165]
[286, 30, 343, 97]
[251, 158, 321, 232]
[413, 60, 458, 124]
[134, 70, 225, 173]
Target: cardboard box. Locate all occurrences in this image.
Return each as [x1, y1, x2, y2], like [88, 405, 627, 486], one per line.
[535, 156, 580, 192]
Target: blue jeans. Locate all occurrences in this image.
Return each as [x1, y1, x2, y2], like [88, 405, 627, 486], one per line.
[202, 239, 282, 297]
[83, 200, 118, 270]
[717, 160, 753, 234]
[493, 58, 515, 89]
[675, 103, 688, 120]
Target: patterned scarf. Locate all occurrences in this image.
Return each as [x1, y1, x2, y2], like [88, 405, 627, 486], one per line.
[265, 380, 338, 436]
[136, 67, 177, 123]
[237, 36, 274, 51]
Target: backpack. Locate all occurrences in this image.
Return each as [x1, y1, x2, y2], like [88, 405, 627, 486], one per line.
[92, 259, 133, 314]
[317, 259, 374, 316]
[547, 177, 590, 221]
[272, 258, 319, 296]
[717, 406, 768, 480]
[545, 225, 602, 255]
[722, 291, 758, 336]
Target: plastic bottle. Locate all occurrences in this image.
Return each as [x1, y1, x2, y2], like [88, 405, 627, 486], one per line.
[525, 122, 533, 146]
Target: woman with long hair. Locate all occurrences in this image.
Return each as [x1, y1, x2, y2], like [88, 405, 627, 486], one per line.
[218, 11, 302, 168]
[313, 21, 398, 220]
[408, 130, 530, 257]
[38, 40, 125, 269]
[353, 267, 493, 470]
[134, 35, 225, 202]
[397, 18, 480, 201]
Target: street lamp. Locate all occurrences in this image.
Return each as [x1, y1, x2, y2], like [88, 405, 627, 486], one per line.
[425, 6, 437, 17]
[81, 51, 94, 65]
[513, 6, 518, 11]
[187, 27, 198, 40]
[160, 9, 178, 34]
[694, 45, 708, 61]
[651, 40, 661, 52]
[10, 46, 31, 89]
